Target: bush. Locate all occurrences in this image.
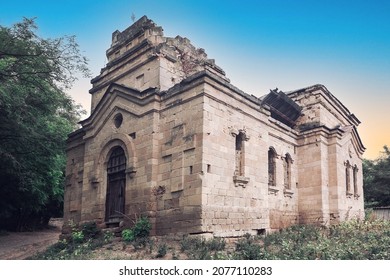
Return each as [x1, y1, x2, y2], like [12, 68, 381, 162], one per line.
[81, 222, 100, 239]
[71, 230, 84, 244]
[234, 234, 266, 260]
[121, 216, 151, 244]
[180, 235, 227, 260]
[122, 229, 135, 243]
[133, 216, 151, 239]
[156, 243, 168, 258]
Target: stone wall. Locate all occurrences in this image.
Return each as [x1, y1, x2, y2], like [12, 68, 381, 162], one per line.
[63, 17, 365, 237]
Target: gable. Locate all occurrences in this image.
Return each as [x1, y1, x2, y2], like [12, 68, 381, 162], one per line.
[79, 83, 160, 139]
[287, 84, 361, 127]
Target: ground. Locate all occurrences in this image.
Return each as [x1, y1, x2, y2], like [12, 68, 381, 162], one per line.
[0, 219, 62, 260]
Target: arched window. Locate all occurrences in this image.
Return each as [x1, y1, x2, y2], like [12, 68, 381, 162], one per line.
[268, 148, 277, 186]
[345, 160, 351, 194]
[353, 165, 358, 196]
[105, 146, 127, 224]
[235, 132, 245, 176]
[284, 153, 292, 189]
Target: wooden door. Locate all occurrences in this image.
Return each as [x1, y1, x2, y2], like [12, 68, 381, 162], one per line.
[105, 147, 126, 223]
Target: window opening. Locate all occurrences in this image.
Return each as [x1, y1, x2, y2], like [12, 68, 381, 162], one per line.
[345, 161, 351, 194]
[353, 165, 358, 196]
[284, 154, 292, 189]
[268, 148, 276, 186]
[114, 113, 123, 128]
[235, 132, 245, 176]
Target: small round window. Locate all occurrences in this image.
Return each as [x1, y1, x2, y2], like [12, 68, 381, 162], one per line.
[114, 113, 123, 128]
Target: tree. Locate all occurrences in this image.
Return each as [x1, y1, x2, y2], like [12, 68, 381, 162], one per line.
[363, 146, 390, 207]
[0, 18, 90, 231]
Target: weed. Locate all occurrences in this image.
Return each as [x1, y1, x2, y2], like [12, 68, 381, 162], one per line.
[81, 222, 100, 239]
[234, 235, 266, 260]
[71, 230, 84, 244]
[132, 216, 151, 239]
[156, 243, 168, 258]
[103, 231, 114, 243]
[29, 218, 390, 260]
[180, 235, 227, 260]
[122, 229, 135, 243]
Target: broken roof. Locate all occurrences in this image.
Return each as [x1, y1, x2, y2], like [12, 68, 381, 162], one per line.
[261, 89, 302, 128]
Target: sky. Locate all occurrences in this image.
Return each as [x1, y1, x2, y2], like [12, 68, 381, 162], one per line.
[1, 0, 389, 160]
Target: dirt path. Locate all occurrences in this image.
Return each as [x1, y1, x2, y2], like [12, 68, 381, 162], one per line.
[0, 219, 62, 260]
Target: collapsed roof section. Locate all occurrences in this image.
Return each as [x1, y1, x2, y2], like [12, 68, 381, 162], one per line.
[261, 89, 302, 128]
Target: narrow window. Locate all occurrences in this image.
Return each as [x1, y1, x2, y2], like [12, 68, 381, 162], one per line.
[235, 132, 245, 176]
[284, 154, 292, 189]
[353, 165, 358, 196]
[268, 148, 276, 186]
[207, 164, 211, 173]
[345, 161, 351, 194]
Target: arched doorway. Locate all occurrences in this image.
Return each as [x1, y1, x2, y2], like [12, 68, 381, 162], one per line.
[105, 146, 126, 225]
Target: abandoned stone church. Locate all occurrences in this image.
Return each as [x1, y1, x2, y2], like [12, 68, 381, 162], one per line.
[64, 16, 365, 237]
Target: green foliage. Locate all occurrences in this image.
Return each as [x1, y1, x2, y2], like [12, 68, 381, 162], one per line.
[30, 219, 390, 260]
[31, 222, 103, 260]
[81, 222, 100, 239]
[121, 216, 151, 249]
[234, 234, 266, 260]
[71, 230, 84, 244]
[233, 220, 390, 260]
[132, 216, 151, 239]
[121, 229, 135, 243]
[0, 18, 89, 231]
[156, 243, 168, 258]
[103, 231, 114, 243]
[363, 146, 390, 207]
[180, 235, 227, 260]
[70, 222, 100, 244]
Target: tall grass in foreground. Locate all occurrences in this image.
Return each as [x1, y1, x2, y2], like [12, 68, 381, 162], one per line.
[233, 219, 390, 260]
[31, 218, 390, 260]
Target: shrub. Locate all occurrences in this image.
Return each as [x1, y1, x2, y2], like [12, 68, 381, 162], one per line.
[81, 222, 100, 239]
[234, 235, 266, 260]
[103, 231, 114, 243]
[121, 216, 151, 244]
[122, 229, 135, 243]
[71, 230, 84, 244]
[133, 216, 151, 239]
[180, 235, 227, 260]
[156, 243, 168, 258]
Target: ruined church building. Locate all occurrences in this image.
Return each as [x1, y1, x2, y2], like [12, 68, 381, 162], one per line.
[64, 16, 365, 236]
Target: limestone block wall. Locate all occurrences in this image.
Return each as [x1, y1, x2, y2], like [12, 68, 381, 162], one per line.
[90, 45, 159, 111]
[70, 90, 160, 228]
[266, 125, 299, 230]
[64, 132, 85, 226]
[291, 87, 355, 130]
[200, 81, 299, 236]
[297, 131, 330, 225]
[155, 84, 205, 235]
[329, 133, 364, 223]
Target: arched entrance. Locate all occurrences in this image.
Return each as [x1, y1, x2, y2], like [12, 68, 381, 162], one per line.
[105, 146, 126, 225]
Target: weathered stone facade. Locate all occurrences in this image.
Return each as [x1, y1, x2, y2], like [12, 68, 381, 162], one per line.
[63, 16, 365, 237]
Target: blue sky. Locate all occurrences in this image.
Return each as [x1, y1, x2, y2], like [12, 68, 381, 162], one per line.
[1, 0, 390, 159]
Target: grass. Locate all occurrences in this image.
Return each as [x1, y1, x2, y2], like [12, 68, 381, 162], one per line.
[29, 218, 390, 260]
